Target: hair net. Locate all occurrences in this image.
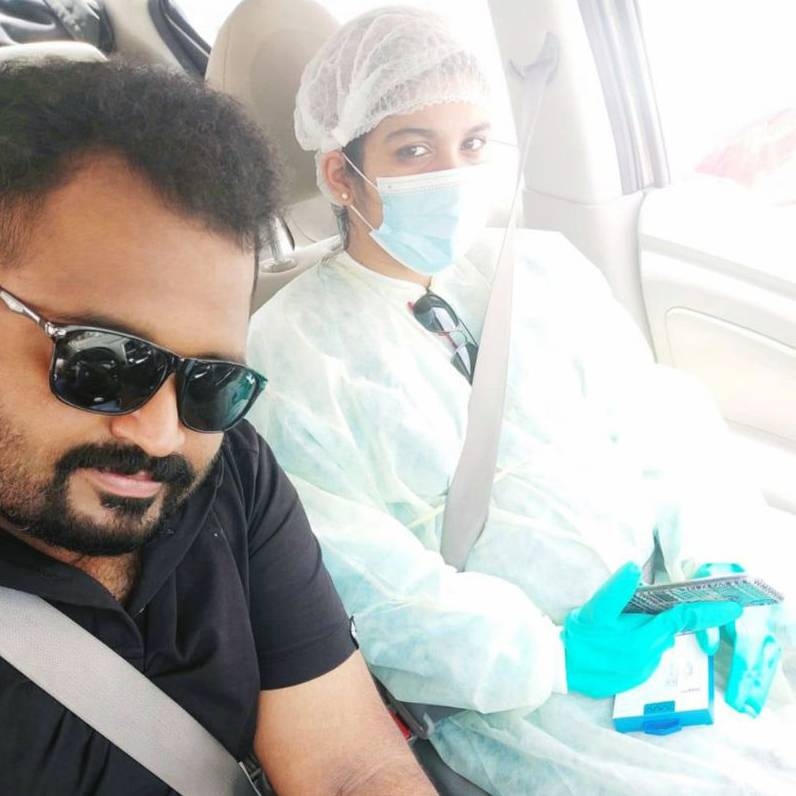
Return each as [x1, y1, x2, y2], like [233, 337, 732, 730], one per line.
[295, 5, 492, 198]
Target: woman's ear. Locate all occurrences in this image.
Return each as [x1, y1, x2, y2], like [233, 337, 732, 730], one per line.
[322, 151, 354, 205]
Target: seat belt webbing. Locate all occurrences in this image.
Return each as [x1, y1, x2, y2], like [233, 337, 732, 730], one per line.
[0, 585, 257, 796]
[441, 34, 559, 570]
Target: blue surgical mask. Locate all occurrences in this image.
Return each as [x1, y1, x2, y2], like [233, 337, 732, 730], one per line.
[346, 163, 492, 276]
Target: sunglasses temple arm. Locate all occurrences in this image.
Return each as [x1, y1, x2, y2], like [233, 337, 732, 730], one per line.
[458, 318, 478, 346]
[0, 289, 55, 334]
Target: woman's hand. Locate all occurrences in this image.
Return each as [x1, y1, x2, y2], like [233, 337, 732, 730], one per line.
[563, 562, 743, 698]
[694, 562, 782, 716]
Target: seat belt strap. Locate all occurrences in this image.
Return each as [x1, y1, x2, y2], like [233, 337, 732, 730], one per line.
[441, 34, 559, 570]
[0, 585, 258, 796]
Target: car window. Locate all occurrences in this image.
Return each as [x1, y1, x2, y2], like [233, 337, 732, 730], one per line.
[639, 0, 796, 205]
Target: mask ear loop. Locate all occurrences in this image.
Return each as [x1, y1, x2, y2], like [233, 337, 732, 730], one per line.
[340, 151, 380, 232]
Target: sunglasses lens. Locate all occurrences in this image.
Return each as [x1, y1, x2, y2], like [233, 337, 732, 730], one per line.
[413, 293, 479, 382]
[180, 361, 265, 432]
[453, 342, 478, 383]
[52, 331, 169, 413]
[412, 295, 459, 333]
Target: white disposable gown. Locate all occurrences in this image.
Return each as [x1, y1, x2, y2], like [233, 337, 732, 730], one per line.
[247, 230, 796, 795]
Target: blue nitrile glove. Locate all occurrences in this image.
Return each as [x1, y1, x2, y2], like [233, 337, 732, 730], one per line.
[694, 563, 782, 717]
[563, 562, 743, 698]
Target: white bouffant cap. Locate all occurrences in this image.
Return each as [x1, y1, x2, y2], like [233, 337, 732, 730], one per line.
[294, 5, 491, 166]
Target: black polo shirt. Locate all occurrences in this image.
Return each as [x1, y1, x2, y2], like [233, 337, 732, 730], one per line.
[0, 421, 356, 795]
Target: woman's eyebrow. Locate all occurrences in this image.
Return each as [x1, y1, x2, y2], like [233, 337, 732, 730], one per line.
[384, 123, 492, 142]
[467, 123, 492, 135]
[384, 127, 437, 141]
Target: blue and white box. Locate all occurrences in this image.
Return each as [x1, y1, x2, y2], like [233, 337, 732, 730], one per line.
[612, 632, 714, 735]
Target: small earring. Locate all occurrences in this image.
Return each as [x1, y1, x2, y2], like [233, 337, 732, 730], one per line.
[341, 192, 350, 202]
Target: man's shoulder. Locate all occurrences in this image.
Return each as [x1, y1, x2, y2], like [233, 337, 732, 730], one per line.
[219, 418, 260, 482]
[220, 417, 287, 485]
[214, 421, 275, 528]
[222, 417, 263, 458]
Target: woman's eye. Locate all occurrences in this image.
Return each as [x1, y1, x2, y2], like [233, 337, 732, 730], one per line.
[462, 136, 487, 153]
[396, 144, 431, 159]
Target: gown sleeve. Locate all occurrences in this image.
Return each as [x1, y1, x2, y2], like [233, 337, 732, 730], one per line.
[532, 234, 789, 597]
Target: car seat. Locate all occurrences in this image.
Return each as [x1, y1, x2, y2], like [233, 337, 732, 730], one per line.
[206, 0, 341, 309]
[206, 0, 338, 250]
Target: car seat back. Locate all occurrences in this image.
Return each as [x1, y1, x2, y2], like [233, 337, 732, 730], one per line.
[206, 0, 338, 246]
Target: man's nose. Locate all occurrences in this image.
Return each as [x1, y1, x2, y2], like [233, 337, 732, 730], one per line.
[108, 377, 186, 457]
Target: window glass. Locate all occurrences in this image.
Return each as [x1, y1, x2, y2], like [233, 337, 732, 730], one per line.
[639, 0, 796, 204]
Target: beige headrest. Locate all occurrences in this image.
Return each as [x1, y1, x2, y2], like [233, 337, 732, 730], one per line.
[0, 41, 106, 64]
[206, 0, 338, 205]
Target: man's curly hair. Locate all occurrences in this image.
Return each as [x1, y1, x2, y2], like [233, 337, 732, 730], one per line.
[0, 58, 283, 266]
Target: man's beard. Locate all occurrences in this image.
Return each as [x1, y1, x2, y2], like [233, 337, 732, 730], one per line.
[0, 422, 204, 557]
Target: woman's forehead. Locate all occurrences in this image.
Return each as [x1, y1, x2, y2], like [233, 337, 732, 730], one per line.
[372, 102, 492, 140]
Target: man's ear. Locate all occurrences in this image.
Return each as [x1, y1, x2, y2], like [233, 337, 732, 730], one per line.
[321, 151, 356, 205]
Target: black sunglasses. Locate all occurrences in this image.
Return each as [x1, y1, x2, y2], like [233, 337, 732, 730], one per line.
[0, 286, 267, 433]
[410, 291, 479, 383]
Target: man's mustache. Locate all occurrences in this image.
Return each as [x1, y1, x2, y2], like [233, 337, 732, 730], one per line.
[54, 443, 195, 490]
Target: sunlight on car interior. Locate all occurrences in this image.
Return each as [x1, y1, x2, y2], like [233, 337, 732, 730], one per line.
[1, 1, 794, 795]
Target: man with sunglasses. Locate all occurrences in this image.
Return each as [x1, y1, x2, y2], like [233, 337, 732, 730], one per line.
[0, 59, 433, 795]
